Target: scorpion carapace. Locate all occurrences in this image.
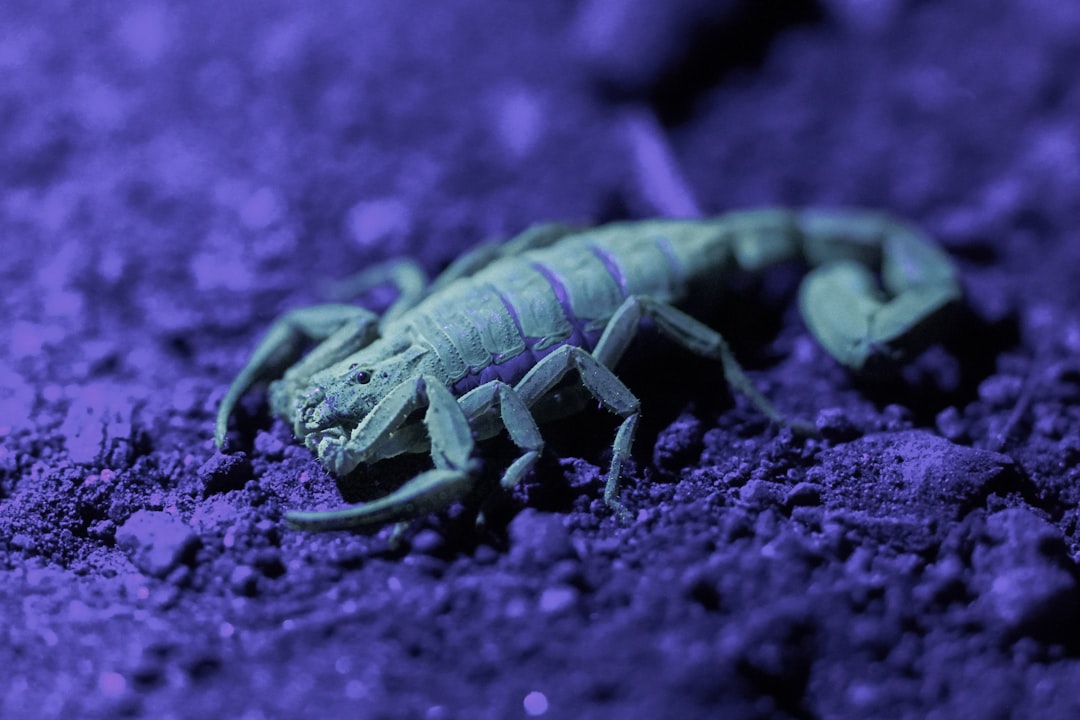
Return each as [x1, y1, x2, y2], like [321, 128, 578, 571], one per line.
[215, 208, 961, 531]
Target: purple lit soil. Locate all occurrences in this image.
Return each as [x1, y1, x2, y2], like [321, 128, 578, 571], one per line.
[4, 1, 1080, 718]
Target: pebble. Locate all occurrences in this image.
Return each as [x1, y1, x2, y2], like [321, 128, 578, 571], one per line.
[538, 585, 579, 614]
[116, 510, 199, 579]
[59, 383, 137, 466]
[508, 509, 576, 567]
[198, 452, 252, 497]
[971, 508, 1080, 639]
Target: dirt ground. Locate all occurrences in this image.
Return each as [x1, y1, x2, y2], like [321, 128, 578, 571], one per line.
[4, 1, 1080, 717]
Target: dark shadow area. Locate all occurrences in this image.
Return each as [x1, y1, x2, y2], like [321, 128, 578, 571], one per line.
[586, 0, 825, 126]
[854, 303, 1021, 426]
[649, 0, 824, 126]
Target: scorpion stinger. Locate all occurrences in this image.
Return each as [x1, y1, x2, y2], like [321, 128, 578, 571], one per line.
[796, 209, 962, 372]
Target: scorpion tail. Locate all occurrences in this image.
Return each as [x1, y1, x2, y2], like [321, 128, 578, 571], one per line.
[795, 210, 962, 373]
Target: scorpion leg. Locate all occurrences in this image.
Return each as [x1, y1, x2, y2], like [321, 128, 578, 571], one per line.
[322, 258, 428, 324]
[456, 380, 547, 527]
[287, 375, 478, 530]
[428, 223, 579, 293]
[594, 294, 813, 433]
[537, 294, 812, 520]
[288, 468, 475, 531]
[513, 346, 641, 521]
[215, 304, 380, 449]
[457, 381, 545, 491]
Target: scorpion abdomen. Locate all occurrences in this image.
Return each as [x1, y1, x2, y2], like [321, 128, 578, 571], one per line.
[403, 227, 704, 394]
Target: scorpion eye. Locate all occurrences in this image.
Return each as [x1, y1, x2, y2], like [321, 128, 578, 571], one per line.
[354, 369, 372, 385]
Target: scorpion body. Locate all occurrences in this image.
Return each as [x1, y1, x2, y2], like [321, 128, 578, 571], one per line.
[216, 208, 961, 531]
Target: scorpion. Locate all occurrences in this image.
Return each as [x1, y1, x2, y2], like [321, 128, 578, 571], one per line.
[215, 208, 961, 532]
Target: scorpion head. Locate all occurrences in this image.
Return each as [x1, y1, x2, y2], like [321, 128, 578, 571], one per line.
[290, 338, 430, 451]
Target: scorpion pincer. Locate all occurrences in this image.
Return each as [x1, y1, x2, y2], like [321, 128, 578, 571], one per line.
[215, 208, 961, 531]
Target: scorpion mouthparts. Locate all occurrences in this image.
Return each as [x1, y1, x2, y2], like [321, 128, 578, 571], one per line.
[295, 386, 340, 432]
[303, 426, 348, 451]
[303, 387, 326, 404]
[302, 419, 346, 438]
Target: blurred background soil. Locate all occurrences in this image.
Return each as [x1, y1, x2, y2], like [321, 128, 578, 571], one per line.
[3, 1, 1080, 717]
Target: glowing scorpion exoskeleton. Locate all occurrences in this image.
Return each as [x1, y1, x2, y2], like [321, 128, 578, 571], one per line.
[215, 208, 960, 531]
